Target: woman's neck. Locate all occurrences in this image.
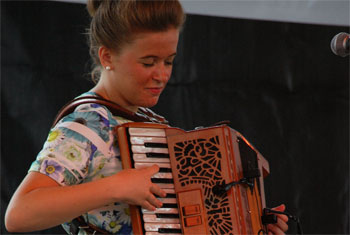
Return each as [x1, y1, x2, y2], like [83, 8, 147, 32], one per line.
[90, 79, 139, 113]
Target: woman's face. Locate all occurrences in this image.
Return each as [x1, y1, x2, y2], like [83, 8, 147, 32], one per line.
[104, 27, 180, 112]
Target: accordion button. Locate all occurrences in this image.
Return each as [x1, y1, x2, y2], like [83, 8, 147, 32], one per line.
[184, 215, 202, 227]
[182, 204, 201, 216]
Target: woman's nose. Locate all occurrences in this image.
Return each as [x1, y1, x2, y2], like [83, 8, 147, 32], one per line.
[153, 64, 171, 83]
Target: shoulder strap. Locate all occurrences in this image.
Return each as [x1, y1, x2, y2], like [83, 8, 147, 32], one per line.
[52, 95, 168, 128]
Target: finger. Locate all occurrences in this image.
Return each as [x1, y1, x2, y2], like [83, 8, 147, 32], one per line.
[150, 184, 166, 198]
[147, 164, 160, 176]
[267, 217, 288, 235]
[276, 217, 289, 232]
[141, 200, 156, 211]
[271, 204, 288, 223]
[267, 223, 285, 235]
[147, 193, 163, 208]
[276, 213, 289, 223]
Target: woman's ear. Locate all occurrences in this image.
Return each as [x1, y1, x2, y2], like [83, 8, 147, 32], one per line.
[98, 46, 113, 70]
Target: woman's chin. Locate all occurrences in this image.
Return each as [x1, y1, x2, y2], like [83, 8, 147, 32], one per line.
[139, 97, 160, 108]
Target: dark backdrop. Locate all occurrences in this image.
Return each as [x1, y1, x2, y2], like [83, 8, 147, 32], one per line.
[1, 1, 349, 234]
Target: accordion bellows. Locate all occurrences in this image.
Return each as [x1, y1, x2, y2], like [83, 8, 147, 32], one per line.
[116, 122, 270, 235]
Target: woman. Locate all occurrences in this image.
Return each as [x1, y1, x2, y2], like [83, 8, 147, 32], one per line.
[5, 0, 288, 234]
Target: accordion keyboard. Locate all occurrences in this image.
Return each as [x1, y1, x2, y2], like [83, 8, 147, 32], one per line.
[129, 127, 182, 234]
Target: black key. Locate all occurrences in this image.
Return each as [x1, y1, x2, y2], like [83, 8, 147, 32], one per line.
[145, 143, 168, 148]
[156, 193, 176, 199]
[158, 228, 182, 233]
[159, 167, 172, 173]
[162, 203, 178, 208]
[165, 193, 176, 198]
[146, 153, 170, 158]
[156, 213, 180, 218]
[151, 178, 174, 184]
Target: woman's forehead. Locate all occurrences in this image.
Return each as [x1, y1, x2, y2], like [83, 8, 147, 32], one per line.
[119, 29, 180, 57]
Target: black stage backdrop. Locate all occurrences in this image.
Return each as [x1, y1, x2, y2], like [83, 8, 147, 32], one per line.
[1, 1, 349, 234]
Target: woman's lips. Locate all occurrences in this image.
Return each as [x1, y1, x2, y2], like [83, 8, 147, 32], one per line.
[147, 87, 163, 95]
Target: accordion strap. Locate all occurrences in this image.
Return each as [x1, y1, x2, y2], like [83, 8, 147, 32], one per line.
[52, 95, 168, 128]
[69, 216, 109, 235]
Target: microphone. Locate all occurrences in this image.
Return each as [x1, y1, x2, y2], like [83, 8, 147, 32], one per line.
[330, 32, 350, 57]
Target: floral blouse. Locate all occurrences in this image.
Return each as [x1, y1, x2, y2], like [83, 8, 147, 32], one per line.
[29, 92, 134, 234]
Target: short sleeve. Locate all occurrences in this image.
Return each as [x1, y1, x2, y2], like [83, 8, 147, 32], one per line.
[29, 103, 117, 186]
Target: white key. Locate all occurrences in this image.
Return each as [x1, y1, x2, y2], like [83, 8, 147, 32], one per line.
[135, 162, 171, 169]
[158, 198, 177, 204]
[143, 214, 180, 224]
[163, 188, 175, 194]
[146, 232, 181, 235]
[156, 183, 175, 189]
[152, 172, 173, 179]
[134, 163, 173, 178]
[129, 128, 166, 137]
[132, 145, 169, 154]
[142, 207, 179, 214]
[144, 223, 181, 232]
[130, 136, 167, 145]
[133, 154, 170, 163]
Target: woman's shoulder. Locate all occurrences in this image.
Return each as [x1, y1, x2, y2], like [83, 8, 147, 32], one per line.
[58, 91, 167, 126]
[46, 92, 120, 160]
[60, 92, 120, 127]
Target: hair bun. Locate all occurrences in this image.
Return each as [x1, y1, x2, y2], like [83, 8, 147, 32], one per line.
[87, 0, 103, 17]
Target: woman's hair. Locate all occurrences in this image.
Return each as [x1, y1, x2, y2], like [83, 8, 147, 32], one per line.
[87, 0, 186, 83]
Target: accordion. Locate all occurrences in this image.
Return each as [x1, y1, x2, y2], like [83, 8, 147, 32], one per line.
[116, 122, 270, 235]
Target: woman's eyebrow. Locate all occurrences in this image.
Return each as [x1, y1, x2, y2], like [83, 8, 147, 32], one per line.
[140, 53, 177, 59]
[168, 53, 177, 58]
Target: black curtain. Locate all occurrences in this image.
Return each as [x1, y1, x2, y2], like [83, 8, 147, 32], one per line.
[1, 1, 349, 234]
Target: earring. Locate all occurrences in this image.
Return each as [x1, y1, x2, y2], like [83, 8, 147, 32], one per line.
[105, 66, 111, 70]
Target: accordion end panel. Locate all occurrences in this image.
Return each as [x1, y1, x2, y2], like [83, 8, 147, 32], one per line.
[166, 126, 268, 234]
[230, 129, 269, 234]
[166, 127, 238, 234]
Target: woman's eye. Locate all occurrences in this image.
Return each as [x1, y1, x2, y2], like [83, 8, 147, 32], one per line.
[165, 61, 173, 66]
[142, 63, 154, 67]
[141, 60, 156, 67]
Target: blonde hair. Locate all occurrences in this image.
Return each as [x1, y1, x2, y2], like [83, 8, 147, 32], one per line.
[87, 0, 186, 83]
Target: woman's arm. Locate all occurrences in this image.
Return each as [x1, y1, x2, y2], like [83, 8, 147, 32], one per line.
[5, 165, 164, 233]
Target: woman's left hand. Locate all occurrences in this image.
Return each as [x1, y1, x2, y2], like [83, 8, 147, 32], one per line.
[267, 204, 289, 235]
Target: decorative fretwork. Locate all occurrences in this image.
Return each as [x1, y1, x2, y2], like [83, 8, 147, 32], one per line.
[172, 136, 234, 235]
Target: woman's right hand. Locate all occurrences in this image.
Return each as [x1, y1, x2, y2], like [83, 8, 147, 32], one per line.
[112, 164, 166, 211]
